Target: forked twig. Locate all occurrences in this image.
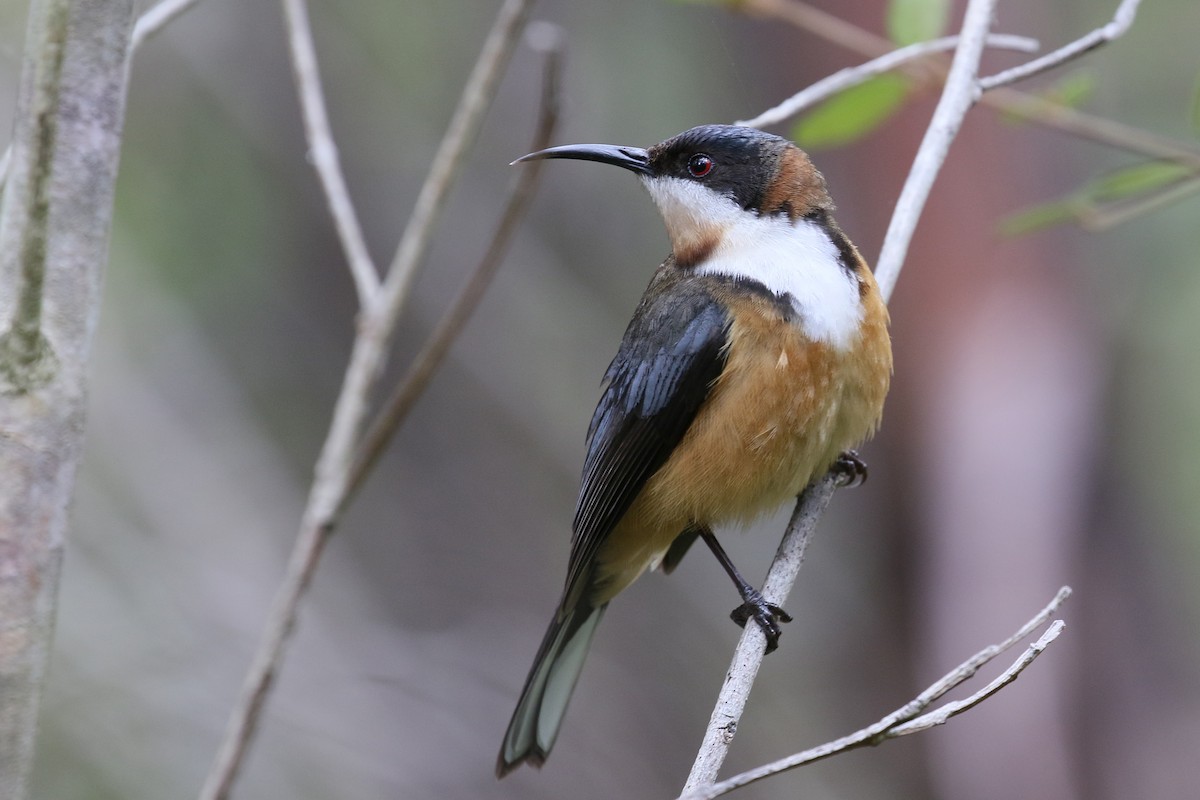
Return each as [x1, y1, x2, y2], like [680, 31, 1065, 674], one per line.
[739, 32, 1037, 130]
[679, 589, 1071, 800]
[347, 23, 564, 502]
[978, 0, 1143, 92]
[197, 2, 535, 798]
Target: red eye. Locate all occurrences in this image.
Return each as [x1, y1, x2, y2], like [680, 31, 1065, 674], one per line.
[687, 153, 713, 178]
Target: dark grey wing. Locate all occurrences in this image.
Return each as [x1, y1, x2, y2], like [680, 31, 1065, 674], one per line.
[563, 278, 731, 596]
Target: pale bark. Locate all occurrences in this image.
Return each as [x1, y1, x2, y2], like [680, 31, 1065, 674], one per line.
[0, 0, 134, 796]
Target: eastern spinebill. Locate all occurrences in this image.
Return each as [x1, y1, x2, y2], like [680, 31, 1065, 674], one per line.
[497, 124, 892, 777]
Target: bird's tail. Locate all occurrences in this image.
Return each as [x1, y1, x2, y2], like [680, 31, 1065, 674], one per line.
[496, 600, 607, 777]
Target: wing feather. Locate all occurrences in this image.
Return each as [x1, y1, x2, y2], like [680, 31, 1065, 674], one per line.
[564, 274, 731, 596]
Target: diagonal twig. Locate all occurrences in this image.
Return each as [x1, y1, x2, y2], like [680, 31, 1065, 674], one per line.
[872, 0, 1000, 301]
[679, 589, 1070, 800]
[739, 32, 1038, 130]
[131, 0, 205, 47]
[378, 0, 532, 326]
[737, 0, 1200, 168]
[978, 0, 1143, 92]
[682, 477, 839, 791]
[281, 0, 380, 306]
[197, 3, 534, 798]
[346, 22, 564, 504]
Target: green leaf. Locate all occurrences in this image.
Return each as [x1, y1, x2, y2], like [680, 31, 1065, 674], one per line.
[1087, 161, 1192, 203]
[999, 199, 1082, 236]
[793, 75, 909, 150]
[887, 0, 951, 46]
[999, 73, 1095, 126]
[1047, 72, 1095, 109]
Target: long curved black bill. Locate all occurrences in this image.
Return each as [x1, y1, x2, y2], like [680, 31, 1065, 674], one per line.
[512, 143, 651, 175]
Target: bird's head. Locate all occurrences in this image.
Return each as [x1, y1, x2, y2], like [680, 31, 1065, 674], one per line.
[514, 124, 834, 267]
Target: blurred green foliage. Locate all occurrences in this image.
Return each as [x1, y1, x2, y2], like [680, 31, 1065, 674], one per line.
[886, 0, 950, 46]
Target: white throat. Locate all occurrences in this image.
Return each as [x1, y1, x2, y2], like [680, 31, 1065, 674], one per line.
[643, 176, 863, 350]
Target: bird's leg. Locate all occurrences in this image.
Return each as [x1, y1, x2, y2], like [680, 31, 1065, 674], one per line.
[698, 527, 792, 653]
[831, 449, 868, 487]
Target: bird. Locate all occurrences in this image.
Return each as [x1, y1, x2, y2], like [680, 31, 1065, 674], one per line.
[496, 124, 891, 777]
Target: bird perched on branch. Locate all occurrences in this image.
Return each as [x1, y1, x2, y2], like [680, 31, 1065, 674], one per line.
[497, 124, 891, 777]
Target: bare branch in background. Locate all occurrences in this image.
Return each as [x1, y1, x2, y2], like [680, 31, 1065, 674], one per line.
[198, 1, 535, 798]
[739, 32, 1038, 129]
[681, 477, 839, 790]
[978, 0, 1143, 92]
[348, 22, 564, 501]
[679, 590, 1071, 800]
[739, 0, 1200, 168]
[872, 0, 1000, 299]
[131, 0, 205, 47]
[281, 0, 380, 306]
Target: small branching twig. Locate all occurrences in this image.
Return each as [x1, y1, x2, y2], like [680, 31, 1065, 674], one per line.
[281, 0, 380, 306]
[738, 33, 1038, 130]
[347, 22, 564, 503]
[131, 0, 206, 47]
[977, 0, 1143, 92]
[197, 1, 535, 798]
[679, 589, 1071, 800]
[736, 0, 1198, 167]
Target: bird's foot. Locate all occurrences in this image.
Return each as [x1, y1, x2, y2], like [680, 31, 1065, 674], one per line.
[831, 449, 868, 488]
[730, 588, 793, 654]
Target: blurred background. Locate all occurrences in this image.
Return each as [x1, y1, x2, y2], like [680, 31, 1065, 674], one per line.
[1, 0, 1197, 797]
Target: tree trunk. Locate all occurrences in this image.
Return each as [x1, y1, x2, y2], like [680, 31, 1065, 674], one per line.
[0, 0, 133, 795]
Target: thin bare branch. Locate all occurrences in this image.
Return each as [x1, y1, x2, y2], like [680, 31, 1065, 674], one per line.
[281, 0, 380, 306]
[1080, 175, 1200, 230]
[987, 91, 1200, 168]
[891, 621, 1066, 735]
[737, 0, 1200, 169]
[873, 0, 999, 301]
[739, 33, 1037, 130]
[197, 2, 534, 798]
[131, 0, 204, 47]
[682, 477, 839, 790]
[739, 0, 894, 57]
[680, 590, 1070, 800]
[347, 22, 564, 503]
[379, 0, 532, 322]
[978, 0, 1143, 92]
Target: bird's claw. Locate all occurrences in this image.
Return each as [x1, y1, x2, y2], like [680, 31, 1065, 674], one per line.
[831, 449, 868, 488]
[730, 589, 793, 654]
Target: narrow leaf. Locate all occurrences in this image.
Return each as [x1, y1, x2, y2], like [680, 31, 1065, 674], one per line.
[1087, 161, 1193, 203]
[1000, 199, 1082, 236]
[793, 75, 909, 150]
[1047, 72, 1094, 109]
[887, 0, 951, 46]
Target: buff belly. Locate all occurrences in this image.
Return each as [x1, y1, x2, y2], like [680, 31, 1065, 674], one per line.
[591, 288, 890, 606]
